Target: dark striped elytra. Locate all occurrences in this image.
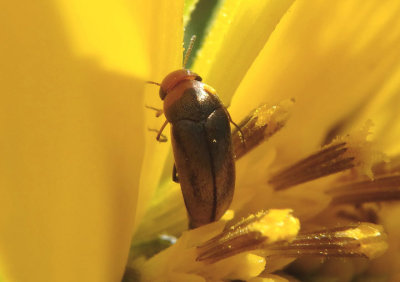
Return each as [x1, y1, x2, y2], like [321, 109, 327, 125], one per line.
[152, 69, 236, 229]
[147, 36, 240, 229]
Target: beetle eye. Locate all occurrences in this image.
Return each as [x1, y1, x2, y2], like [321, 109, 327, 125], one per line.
[159, 88, 167, 100]
[195, 75, 202, 81]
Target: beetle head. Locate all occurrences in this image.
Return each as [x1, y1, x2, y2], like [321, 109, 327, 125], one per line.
[159, 69, 202, 100]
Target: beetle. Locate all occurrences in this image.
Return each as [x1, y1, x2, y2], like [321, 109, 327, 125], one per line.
[147, 36, 244, 229]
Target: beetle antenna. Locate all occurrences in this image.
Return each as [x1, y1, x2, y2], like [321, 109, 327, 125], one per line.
[146, 81, 161, 86]
[183, 35, 197, 69]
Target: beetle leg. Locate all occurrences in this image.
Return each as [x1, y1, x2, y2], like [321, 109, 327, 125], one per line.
[155, 120, 169, 142]
[224, 108, 246, 145]
[147, 121, 168, 142]
[172, 164, 179, 183]
[147, 128, 168, 142]
[145, 105, 164, 118]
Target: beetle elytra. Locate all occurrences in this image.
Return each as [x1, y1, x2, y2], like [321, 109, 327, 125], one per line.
[147, 36, 244, 228]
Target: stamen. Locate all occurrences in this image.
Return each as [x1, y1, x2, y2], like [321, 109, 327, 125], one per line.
[197, 209, 299, 263]
[334, 205, 379, 224]
[269, 142, 355, 190]
[266, 223, 387, 260]
[232, 99, 294, 160]
[328, 175, 400, 205]
[269, 123, 381, 190]
[372, 155, 400, 176]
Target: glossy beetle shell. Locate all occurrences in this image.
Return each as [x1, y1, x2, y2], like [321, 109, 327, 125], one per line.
[162, 76, 235, 229]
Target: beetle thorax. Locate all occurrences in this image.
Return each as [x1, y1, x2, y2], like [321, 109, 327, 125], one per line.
[159, 69, 201, 100]
[163, 80, 222, 123]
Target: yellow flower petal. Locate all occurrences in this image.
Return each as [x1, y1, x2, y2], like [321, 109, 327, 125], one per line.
[58, 0, 150, 77]
[248, 274, 292, 282]
[192, 0, 295, 103]
[0, 1, 182, 281]
[230, 0, 400, 164]
[208, 253, 266, 281]
[135, 0, 184, 231]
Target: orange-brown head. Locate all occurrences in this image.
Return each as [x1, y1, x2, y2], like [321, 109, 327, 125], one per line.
[159, 69, 202, 100]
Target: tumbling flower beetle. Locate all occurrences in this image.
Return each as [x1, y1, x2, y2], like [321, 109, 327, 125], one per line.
[147, 36, 244, 229]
